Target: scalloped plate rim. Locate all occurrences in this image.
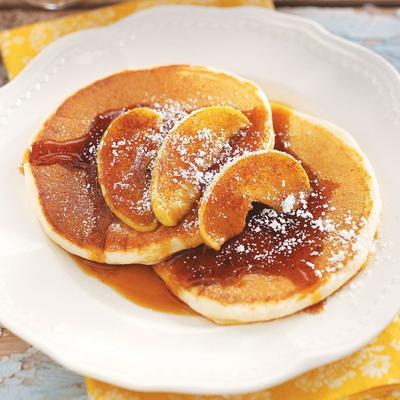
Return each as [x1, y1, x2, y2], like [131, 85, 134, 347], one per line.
[0, 5, 399, 395]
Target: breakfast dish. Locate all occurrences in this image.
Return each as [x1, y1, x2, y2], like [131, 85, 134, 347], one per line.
[24, 65, 379, 324]
[1, 6, 397, 393]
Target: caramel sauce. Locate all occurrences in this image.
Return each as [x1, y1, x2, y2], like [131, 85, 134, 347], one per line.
[29, 102, 337, 312]
[163, 174, 336, 288]
[74, 256, 194, 315]
[29, 109, 123, 169]
[304, 300, 327, 314]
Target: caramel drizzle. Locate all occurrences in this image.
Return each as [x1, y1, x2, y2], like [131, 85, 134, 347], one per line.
[29, 110, 124, 168]
[28, 105, 337, 291]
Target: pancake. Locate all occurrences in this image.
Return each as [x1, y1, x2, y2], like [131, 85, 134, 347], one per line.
[24, 65, 274, 264]
[154, 103, 381, 324]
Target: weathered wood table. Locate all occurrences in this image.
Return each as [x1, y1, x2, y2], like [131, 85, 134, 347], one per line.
[0, 1, 399, 398]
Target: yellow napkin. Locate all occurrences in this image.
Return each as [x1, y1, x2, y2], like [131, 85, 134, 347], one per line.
[0, 0, 273, 79]
[1, 1, 399, 399]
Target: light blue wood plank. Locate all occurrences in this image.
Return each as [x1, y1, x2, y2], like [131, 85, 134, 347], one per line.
[1, 6, 399, 399]
[0, 348, 86, 399]
[285, 7, 400, 69]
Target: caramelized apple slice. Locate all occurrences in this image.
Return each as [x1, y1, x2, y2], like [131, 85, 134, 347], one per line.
[97, 108, 163, 232]
[199, 150, 311, 250]
[151, 106, 250, 226]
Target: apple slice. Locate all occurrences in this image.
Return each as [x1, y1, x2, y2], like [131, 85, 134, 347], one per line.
[97, 107, 163, 232]
[199, 150, 311, 250]
[151, 106, 250, 226]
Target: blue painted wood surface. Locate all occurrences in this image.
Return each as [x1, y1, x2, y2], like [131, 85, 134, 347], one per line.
[0, 348, 86, 399]
[284, 7, 400, 70]
[1, 6, 399, 399]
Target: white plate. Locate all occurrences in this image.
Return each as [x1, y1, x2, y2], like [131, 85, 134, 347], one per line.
[0, 6, 399, 395]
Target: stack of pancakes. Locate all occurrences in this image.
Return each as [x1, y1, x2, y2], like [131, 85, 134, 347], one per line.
[24, 65, 380, 324]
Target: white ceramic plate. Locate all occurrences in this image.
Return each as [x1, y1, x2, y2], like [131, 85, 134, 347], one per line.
[0, 6, 399, 395]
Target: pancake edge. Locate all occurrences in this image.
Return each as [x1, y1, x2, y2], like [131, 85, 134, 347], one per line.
[156, 109, 382, 324]
[24, 163, 202, 265]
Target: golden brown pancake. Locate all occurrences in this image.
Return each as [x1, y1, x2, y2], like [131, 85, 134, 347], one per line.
[24, 65, 274, 264]
[154, 103, 380, 324]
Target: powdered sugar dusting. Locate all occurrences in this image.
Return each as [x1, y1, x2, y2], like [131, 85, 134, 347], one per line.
[167, 174, 371, 287]
[165, 126, 234, 193]
[282, 193, 296, 213]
